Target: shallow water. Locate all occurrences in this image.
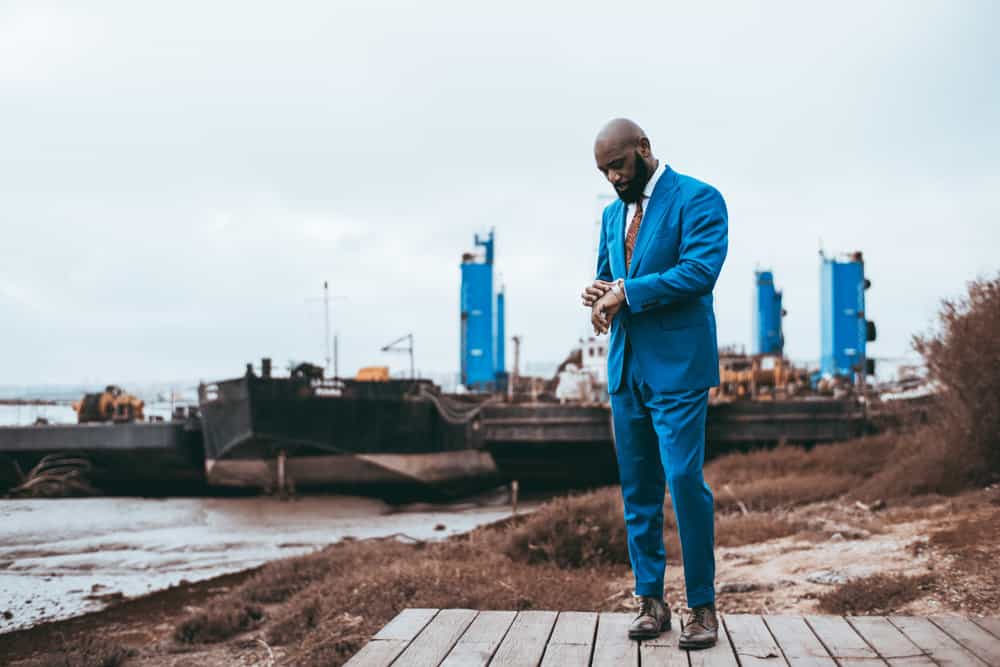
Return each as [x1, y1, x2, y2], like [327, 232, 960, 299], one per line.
[0, 492, 521, 634]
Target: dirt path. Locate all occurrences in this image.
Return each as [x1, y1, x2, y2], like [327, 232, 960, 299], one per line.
[622, 488, 1000, 617]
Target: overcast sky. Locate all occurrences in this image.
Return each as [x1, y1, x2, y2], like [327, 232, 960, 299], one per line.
[2, 1, 997, 386]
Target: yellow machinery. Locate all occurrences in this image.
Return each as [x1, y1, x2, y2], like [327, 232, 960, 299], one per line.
[72, 385, 145, 423]
[712, 353, 809, 401]
[355, 366, 390, 382]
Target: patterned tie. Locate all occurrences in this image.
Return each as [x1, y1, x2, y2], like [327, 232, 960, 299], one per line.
[624, 196, 644, 271]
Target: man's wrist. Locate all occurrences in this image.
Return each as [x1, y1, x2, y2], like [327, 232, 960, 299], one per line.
[610, 278, 625, 304]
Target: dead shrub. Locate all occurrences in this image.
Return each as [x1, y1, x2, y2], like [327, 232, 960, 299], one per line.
[240, 553, 331, 604]
[852, 275, 1000, 499]
[706, 436, 893, 487]
[914, 273, 1000, 481]
[817, 572, 935, 615]
[502, 487, 629, 568]
[27, 636, 135, 667]
[853, 427, 981, 500]
[928, 513, 998, 555]
[715, 473, 858, 512]
[174, 602, 265, 644]
[266, 594, 324, 646]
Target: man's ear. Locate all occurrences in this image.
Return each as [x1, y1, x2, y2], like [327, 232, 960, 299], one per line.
[637, 137, 651, 158]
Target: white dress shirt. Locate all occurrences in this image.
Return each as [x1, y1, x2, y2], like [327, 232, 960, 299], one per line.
[621, 160, 665, 305]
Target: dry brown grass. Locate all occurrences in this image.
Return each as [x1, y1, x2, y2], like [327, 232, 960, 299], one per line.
[707, 436, 892, 486]
[501, 488, 628, 567]
[817, 572, 936, 615]
[24, 636, 135, 667]
[929, 513, 998, 554]
[235, 537, 624, 666]
[240, 556, 332, 604]
[715, 512, 807, 547]
[174, 602, 265, 644]
[706, 435, 904, 513]
[168, 480, 821, 665]
[265, 594, 323, 646]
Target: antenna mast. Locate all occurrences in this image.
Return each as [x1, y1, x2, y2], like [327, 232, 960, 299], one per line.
[323, 281, 331, 376]
[381, 333, 415, 379]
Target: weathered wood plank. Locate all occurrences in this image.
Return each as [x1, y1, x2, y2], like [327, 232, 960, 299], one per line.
[639, 639, 687, 667]
[653, 609, 742, 667]
[373, 608, 439, 641]
[343, 638, 410, 667]
[345, 608, 439, 667]
[929, 615, 1000, 666]
[547, 610, 599, 645]
[540, 611, 598, 667]
[490, 610, 558, 667]
[804, 615, 884, 666]
[846, 616, 934, 666]
[763, 615, 836, 666]
[970, 616, 1000, 639]
[688, 640, 740, 667]
[441, 610, 517, 667]
[724, 613, 788, 666]
[540, 643, 594, 666]
[889, 616, 988, 667]
[637, 611, 687, 667]
[639, 643, 690, 667]
[591, 612, 639, 667]
[393, 608, 477, 666]
[349, 609, 1000, 667]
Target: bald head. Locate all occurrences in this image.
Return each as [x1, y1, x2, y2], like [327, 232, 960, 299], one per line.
[594, 118, 647, 152]
[594, 118, 658, 204]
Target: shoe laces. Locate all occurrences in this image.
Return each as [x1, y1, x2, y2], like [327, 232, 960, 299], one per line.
[688, 605, 710, 629]
[637, 596, 658, 617]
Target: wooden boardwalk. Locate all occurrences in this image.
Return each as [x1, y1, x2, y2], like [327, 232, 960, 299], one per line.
[346, 609, 1000, 666]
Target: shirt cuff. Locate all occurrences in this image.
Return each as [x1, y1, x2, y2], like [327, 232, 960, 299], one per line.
[622, 281, 630, 306]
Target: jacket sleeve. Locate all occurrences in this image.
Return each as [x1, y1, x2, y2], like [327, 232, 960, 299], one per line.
[623, 185, 728, 314]
[595, 208, 613, 282]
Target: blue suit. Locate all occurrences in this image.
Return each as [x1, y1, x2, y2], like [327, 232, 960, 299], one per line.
[596, 164, 727, 607]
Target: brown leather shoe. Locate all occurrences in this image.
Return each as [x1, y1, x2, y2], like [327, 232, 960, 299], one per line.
[628, 596, 671, 639]
[679, 603, 718, 649]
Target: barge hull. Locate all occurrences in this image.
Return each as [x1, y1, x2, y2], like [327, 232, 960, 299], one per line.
[0, 421, 205, 494]
[483, 399, 869, 489]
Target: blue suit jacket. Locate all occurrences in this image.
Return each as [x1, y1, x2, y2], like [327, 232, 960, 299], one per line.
[596, 165, 728, 394]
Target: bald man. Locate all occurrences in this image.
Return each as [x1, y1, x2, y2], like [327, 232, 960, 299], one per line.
[582, 118, 727, 648]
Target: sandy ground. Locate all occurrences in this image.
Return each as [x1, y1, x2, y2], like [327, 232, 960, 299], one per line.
[616, 488, 1000, 618]
[651, 511, 937, 615]
[0, 490, 520, 634]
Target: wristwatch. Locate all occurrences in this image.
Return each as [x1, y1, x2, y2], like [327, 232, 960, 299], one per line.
[610, 278, 625, 303]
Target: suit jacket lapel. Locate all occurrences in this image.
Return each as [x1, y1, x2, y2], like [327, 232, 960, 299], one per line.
[628, 166, 679, 278]
[608, 200, 627, 279]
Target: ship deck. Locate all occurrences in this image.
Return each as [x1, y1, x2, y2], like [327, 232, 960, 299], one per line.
[346, 608, 1000, 666]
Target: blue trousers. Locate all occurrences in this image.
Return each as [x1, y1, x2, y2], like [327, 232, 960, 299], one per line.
[609, 345, 716, 607]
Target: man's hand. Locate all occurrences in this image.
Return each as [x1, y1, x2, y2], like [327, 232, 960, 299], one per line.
[581, 279, 614, 307]
[591, 289, 624, 335]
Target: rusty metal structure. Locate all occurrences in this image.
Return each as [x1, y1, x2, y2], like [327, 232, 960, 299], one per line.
[72, 385, 145, 423]
[712, 348, 810, 401]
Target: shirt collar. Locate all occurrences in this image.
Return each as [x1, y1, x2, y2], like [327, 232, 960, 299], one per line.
[642, 160, 665, 201]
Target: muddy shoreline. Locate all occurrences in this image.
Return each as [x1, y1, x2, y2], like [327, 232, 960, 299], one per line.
[0, 492, 524, 635]
[0, 568, 262, 660]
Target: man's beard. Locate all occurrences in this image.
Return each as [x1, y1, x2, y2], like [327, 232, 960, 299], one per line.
[617, 151, 649, 204]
